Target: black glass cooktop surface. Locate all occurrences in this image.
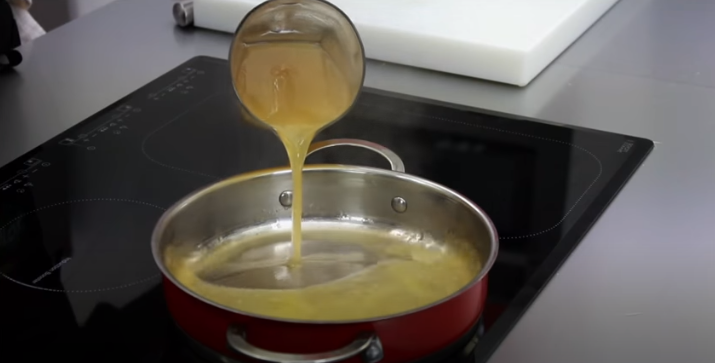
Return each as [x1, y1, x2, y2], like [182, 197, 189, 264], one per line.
[0, 56, 652, 363]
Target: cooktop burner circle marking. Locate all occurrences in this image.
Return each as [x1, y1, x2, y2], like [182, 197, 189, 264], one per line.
[0, 272, 159, 294]
[403, 111, 603, 240]
[0, 198, 166, 293]
[141, 93, 222, 180]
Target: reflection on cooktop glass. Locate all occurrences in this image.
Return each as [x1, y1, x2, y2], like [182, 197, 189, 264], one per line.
[0, 56, 652, 363]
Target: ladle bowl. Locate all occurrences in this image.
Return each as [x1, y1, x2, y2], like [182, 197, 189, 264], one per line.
[228, 0, 366, 133]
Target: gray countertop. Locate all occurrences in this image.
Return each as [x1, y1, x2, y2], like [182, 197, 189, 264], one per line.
[1, 0, 714, 362]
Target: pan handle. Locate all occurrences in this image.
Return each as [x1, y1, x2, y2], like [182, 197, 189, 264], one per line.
[227, 325, 384, 363]
[307, 139, 405, 173]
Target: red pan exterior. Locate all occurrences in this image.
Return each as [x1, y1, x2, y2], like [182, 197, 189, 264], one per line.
[164, 275, 488, 363]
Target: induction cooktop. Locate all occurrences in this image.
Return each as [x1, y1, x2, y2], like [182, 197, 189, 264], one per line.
[0, 56, 652, 363]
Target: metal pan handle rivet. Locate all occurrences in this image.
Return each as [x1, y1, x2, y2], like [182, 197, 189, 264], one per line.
[279, 190, 293, 207]
[391, 197, 407, 213]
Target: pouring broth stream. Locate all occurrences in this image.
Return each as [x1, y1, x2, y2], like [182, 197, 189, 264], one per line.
[233, 41, 355, 263]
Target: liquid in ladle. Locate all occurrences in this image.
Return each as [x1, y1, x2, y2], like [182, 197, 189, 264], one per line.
[234, 42, 355, 264]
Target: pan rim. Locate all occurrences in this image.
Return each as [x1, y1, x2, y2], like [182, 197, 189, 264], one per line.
[151, 164, 499, 325]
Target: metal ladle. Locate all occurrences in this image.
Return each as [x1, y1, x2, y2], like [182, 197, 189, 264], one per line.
[228, 0, 366, 132]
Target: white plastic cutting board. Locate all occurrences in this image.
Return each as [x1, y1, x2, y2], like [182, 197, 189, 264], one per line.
[193, 0, 619, 86]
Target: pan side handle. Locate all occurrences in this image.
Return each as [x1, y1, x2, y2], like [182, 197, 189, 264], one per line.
[307, 138, 405, 173]
[227, 325, 384, 363]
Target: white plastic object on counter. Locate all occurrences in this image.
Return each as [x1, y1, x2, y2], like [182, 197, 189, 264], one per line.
[191, 0, 620, 86]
